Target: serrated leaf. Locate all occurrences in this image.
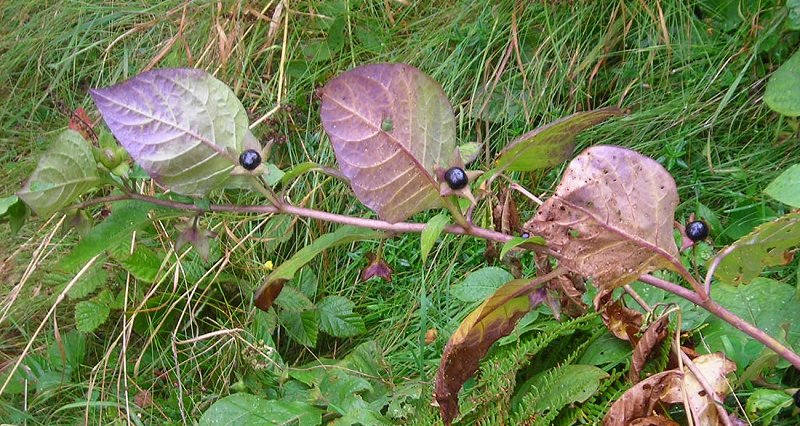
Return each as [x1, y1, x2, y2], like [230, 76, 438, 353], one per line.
[435, 278, 541, 423]
[317, 296, 366, 337]
[75, 292, 112, 333]
[199, 394, 323, 426]
[764, 164, 800, 208]
[279, 309, 319, 347]
[699, 278, 800, 369]
[275, 286, 315, 312]
[318, 369, 372, 413]
[66, 263, 109, 300]
[17, 130, 100, 217]
[714, 212, 800, 284]
[764, 49, 800, 116]
[421, 213, 449, 262]
[493, 108, 623, 173]
[450, 266, 514, 303]
[320, 63, 456, 223]
[255, 226, 383, 311]
[60, 200, 163, 272]
[91, 68, 253, 196]
[115, 245, 164, 282]
[513, 364, 609, 412]
[525, 146, 680, 290]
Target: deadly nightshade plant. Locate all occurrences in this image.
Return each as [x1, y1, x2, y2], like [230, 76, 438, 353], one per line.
[3, 65, 800, 425]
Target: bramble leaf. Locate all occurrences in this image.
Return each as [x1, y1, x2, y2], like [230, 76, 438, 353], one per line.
[317, 296, 366, 337]
[764, 49, 800, 117]
[199, 393, 323, 426]
[493, 108, 623, 174]
[525, 146, 679, 290]
[75, 290, 114, 333]
[279, 309, 319, 347]
[435, 278, 542, 424]
[320, 63, 456, 223]
[17, 130, 100, 217]
[91, 68, 257, 196]
[254, 226, 383, 311]
[713, 212, 800, 284]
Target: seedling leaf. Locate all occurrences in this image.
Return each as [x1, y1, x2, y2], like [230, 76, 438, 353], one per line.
[320, 63, 456, 223]
[525, 146, 680, 290]
[17, 130, 100, 217]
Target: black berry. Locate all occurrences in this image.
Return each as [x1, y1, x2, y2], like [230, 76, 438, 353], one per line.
[444, 167, 468, 190]
[686, 220, 709, 242]
[794, 389, 800, 408]
[239, 149, 262, 171]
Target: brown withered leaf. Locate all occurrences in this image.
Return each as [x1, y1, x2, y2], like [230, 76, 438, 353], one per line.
[69, 107, 97, 142]
[662, 353, 736, 426]
[604, 369, 683, 426]
[493, 188, 520, 235]
[599, 295, 643, 342]
[434, 278, 544, 424]
[631, 315, 670, 382]
[629, 416, 680, 426]
[254, 280, 285, 312]
[525, 146, 680, 290]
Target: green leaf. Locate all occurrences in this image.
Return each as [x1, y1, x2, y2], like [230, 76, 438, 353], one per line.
[764, 49, 800, 117]
[75, 290, 114, 333]
[280, 161, 319, 186]
[578, 332, 632, 367]
[6, 196, 29, 234]
[700, 278, 800, 369]
[275, 286, 315, 312]
[199, 394, 323, 426]
[17, 130, 100, 217]
[318, 369, 372, 413]
[458, 142, 482, 165]
[450, 266, 514, 303]
[261, 215, 295, 255]
[320, 64, 456, 223]
[764, 163, 800, 207]
[499, 235, 546, 259]
[0, 195, 19, 217]
[60, 200, 161, 272]
[255, 226, 383, 311]
[279, 309, 319, 347]
[91, 68, 254, 196]
[512, 364, 609, 412]
[66, 263, 109, 300]
[115, 245, 164, 282]
[790, 0, 800, 30]
[263, 163, 285, 186]
[435, 278, 536, 422]
[317, 296, 366, 337]
[745, 389, 793, 425]
[420, 213, 449, 262]
[713, 212, 800, 284]
[492, 107, 623, 174]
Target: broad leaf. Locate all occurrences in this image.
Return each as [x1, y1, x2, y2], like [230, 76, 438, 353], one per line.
[114, 245, 164, 282]
[91, 68, 255, 196]
[317, 296, 366, 337]
[65, 263, 109, 300]
[603, 370, 682, 425]
[279, 309, 320, 347]
[744, 389, 794, 425]
[512, 364, 609, 413]
[493, 108, 623, 173]
[662, 353, 736, 426]
[450, 266, 514, 303]
[764, 49, 800, 116]
[713, 212, 800, 284]
[421, 213, 449, 262]
[435, 278, 542, 424]
[320, 63, 457, 223]
[0, 195, 19, 218]
[699, 278, 800, 369]
[765, 164, 800, 207]
[255, 226, 383, 311]
[17, 130, 100, 217]
[199, 394, 323, 426]
[75, 290, 114, 333]
[525, 146, 680, 290]
[275, 286, 315, 312]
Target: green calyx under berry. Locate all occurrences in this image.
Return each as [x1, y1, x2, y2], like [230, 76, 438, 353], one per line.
[239, 149, 262, 171]
[444, 167, 468, 190]
[685, 220, 709, 242]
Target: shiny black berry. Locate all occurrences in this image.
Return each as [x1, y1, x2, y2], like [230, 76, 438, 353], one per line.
[239, 149, 262, 171]
[444, 167, 468, 190]
[686, 220, 709, 242]
[794, 389, 800, 408]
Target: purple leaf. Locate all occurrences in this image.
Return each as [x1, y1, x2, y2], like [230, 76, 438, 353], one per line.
[91, 68, 254, 196]
[320, 63, 457, 223]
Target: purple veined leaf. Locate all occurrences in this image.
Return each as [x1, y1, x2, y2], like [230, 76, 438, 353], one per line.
[525, 146, 680, 290]
[91, 68, 257, 197]
[17, 130, 101, 217]
[320, 63, 457, 223]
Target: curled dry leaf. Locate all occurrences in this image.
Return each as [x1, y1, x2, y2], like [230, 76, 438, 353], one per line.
[525, 146, 680, 290]
[604, 370, 683, 426]
[662, 353, 737, 426]
[597, 290, 643, 342]
[320, 63, 457, 223]
[631, 315, 670, 382]
[629, 416, 680, 426]
[492, 187, 521, 235]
